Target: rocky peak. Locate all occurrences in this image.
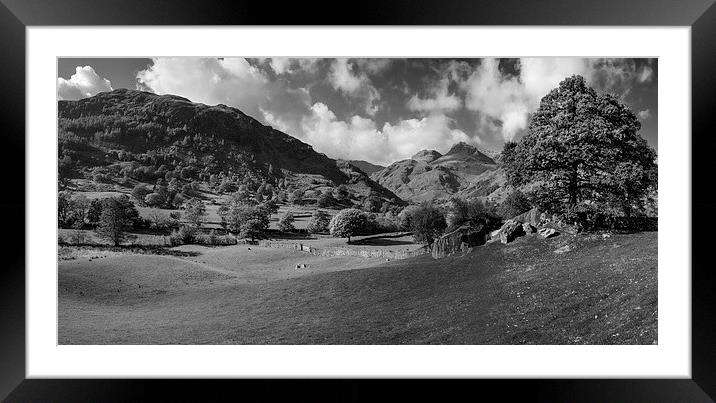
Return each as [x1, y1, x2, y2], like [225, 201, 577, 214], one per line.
[411, 149, 442, 163]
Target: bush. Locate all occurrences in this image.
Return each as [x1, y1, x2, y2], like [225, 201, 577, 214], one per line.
[397, 205, 422, 231]
[278, 212, 295, 232]
[288, 189, 304, 205]
[169, 225, 197, 246]
[144, 192, 165, 207]
[307, 210, 331, 234]
[146, 209, 180, 233]
[317, 192, 337, 208]
[193, 230, 237, 246]
[497, 190, 531, 220]
[447, 197, 502, 231]
[93, 173, 113, 183]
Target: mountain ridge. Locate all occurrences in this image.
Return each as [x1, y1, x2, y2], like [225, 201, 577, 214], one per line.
[370, 142, 507, 202]
[58, 89, 403, 204]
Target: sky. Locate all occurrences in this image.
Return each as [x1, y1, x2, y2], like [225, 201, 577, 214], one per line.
[58, 57, 658, 166]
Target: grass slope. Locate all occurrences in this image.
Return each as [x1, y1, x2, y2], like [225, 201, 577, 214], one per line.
[58, 232, 657, 344]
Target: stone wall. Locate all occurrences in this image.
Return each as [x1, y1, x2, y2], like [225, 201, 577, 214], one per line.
[256, 239, 430, 260]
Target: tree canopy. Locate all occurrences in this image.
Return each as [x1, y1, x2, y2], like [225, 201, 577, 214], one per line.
[95, 196, 139, 246]
[503, 75, 657, 223]
[329, 208, 367, 242]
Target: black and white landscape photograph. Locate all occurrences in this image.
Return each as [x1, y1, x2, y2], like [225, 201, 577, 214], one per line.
[57, 57, 658, 345]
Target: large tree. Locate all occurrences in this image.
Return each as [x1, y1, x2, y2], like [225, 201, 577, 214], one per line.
[409, 203, 447, 245]
[503, 75, 657, 221]
[95, 196, 139, 246]
[329, 208, 367, 243]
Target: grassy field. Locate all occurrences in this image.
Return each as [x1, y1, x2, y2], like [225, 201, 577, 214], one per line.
[58, 231, 657, 345]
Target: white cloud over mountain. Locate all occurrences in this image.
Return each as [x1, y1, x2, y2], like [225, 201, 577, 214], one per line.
[301, 102, 469, 166]
[57, 66, 113, 100]
[59, 57, 656, 165]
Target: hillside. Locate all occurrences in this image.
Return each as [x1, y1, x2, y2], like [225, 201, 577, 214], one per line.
[58, 89, 402, 204]
[346, 160, 385, 175]
[59, 231, 657, 344]
[370, 142, 507, 202]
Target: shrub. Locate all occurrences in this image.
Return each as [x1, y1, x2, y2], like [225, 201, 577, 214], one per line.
[288, 189, 304, 205]
[172, 193, 185, 208]
[317, 192, 337, 208]
[146, 209, 180, 233]
[362, 196, 382, 213]
[333, 185, 350, 201]
[93, 173, 113, 183]
[144, 192, 165, 207]
[307, 210, 331, 234]
[397, 205, 422, 231]
[447, 197, 502, 231]
[193, 230, 237, 246]
[132, 185, 151, 205]
[409, 203, 447, 245]
[278, 212, 295, 232]
[497, 190, 531, 220]
[169, 225, 196, 246]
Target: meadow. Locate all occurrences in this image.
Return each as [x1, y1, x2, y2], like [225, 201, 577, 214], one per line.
[58, 231, 657, 344]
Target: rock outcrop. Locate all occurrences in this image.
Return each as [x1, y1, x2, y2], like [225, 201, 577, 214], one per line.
[512, 207, 543, 227]
[431, 223, 489, 259]
[499, 220, 525, 244]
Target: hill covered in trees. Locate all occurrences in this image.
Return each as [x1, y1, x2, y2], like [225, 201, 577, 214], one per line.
[58, 89, 402, 206]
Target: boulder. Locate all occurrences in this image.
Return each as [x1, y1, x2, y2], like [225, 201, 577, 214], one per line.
[511, 207, 542, 227]
[499, 220, 525, 244]
[432, 223, 489, 259]
[522, 222, 535, 234]
[538, 227, 557, 238]
[554, 244, 575, 254]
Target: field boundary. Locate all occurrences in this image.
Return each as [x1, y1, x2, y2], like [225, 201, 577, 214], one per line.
[257, 239, 429, 260]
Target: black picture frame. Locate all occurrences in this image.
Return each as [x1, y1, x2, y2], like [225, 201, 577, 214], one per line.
[2, 0, 714, 401]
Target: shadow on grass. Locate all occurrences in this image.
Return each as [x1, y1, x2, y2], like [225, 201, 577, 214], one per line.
[352, 238, 416, 246]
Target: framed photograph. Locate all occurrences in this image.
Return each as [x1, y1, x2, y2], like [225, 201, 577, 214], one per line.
[3, 0, 715, 400]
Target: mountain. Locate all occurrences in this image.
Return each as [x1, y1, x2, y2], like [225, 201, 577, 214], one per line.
[345, 160, 385, 175]
[58, 89, 402, 204]
[370, 142, 506, 202]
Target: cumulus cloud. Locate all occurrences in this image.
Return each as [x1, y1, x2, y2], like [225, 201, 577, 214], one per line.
[137, 57, 269, 109]
[261, 58, 320, 75]
[301, 102, 470, 166]
[355, 58, 393, 75]
[460, 58, 652, 141]
[408, 77, 462, 113]
[638, 65, 654, 83]
[328, 58, 381, 116]
[57, 66, 113, 100]
[637, 109, 651, 120]
[127, 57, 653, 164]
[136, 57, 312, 137]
